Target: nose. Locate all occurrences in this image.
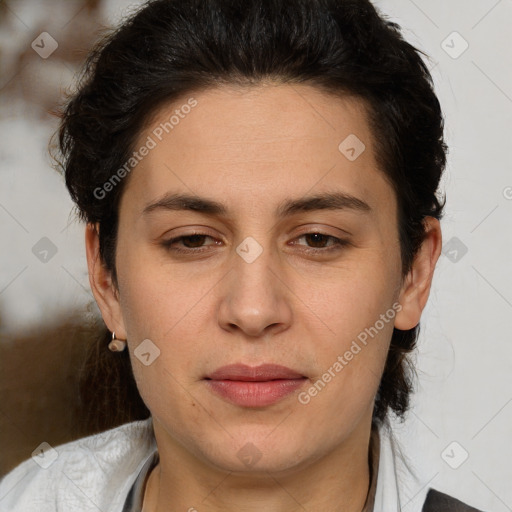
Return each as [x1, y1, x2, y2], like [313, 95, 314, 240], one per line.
[217, 242, 293, 339]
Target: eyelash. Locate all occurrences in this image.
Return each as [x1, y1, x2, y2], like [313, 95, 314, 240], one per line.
[161, 232, 350, 255]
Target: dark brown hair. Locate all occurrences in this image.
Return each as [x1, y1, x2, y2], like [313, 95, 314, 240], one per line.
[57, 0, 447, 433]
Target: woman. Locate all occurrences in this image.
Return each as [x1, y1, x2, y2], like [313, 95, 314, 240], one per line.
[0, 0, 485, 510]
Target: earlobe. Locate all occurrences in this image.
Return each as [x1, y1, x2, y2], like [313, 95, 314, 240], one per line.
[85, 223, 127, 339]
[394, 217, 442, 331]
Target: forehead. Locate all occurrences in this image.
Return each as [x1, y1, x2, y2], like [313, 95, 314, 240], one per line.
[122, 83, 395, 222]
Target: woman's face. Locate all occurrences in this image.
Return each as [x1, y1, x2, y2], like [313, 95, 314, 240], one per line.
[91, 84, 435, 475]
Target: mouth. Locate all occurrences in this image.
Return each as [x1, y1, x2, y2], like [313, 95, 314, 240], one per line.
[204, 363, 308, 407]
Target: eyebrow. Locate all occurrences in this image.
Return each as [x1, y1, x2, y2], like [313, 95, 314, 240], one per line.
[142, 191, 372, 217]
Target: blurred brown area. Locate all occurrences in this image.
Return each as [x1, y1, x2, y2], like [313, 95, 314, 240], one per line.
[0, 0, 107, 117]
[0, 0, 111, 477]
[0, 315, 100, 476]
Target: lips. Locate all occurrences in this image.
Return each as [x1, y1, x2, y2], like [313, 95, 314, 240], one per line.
[204, 364, 307, 407]
[206, 363, 305, 381]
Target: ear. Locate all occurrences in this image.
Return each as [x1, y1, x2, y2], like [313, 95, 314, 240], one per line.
[394, 217, 442, 330]
[85, 223, 127, 339]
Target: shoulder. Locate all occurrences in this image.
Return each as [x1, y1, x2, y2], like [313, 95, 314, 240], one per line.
[0, 417, 155, 512]
[422, 488, 486, 512]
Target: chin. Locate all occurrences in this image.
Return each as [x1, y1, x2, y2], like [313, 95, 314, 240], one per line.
[196, 431, 317, 476]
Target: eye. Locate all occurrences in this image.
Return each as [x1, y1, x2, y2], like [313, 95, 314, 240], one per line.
[291, 232, 350, 252]
[161, 233, 220, 254]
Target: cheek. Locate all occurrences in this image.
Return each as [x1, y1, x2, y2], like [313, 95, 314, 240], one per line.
[116, 246, 211, 339]
[297, 305, 394, 439]
[116, 252, 220, 408]
[297, 252, 399, 409]
[304, 250, 400, 343]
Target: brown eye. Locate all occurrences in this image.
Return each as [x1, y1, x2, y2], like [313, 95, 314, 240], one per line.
[293, 232, 349, 252]
[162, 234, 220, 254]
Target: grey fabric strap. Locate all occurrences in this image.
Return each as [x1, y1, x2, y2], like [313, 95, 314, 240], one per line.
[422, 489, 484, 512]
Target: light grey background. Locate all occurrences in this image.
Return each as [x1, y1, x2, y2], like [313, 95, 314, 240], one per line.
[0, 0, 511, 509]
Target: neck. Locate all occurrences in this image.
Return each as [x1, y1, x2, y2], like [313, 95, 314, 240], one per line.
[143, 419, 373, 512]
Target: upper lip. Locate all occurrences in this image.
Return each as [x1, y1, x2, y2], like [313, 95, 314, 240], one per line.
[206, 364, 305, 381]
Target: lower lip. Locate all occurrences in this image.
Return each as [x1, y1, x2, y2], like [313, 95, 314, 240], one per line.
[205, 378, 307, 407]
